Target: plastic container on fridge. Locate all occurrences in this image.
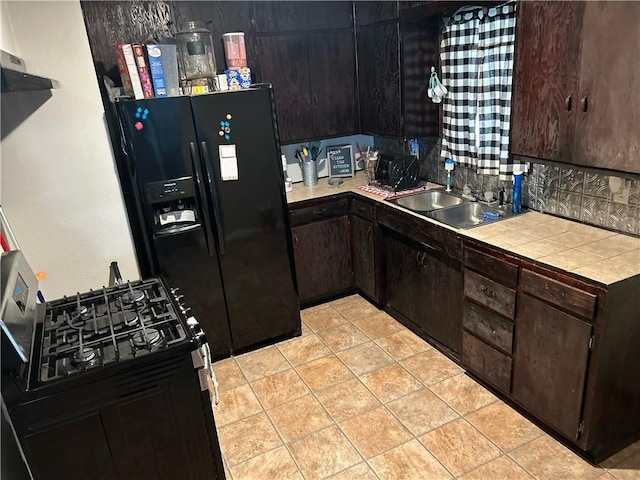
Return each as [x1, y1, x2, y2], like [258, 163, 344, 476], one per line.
[222, 32, 247, 69]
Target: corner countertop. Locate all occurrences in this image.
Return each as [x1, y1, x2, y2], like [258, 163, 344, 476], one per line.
[286, 174, 640, 285]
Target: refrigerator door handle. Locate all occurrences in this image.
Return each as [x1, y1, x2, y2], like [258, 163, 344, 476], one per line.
[199, 141, 226, 256]
[189, 141, 217, 257]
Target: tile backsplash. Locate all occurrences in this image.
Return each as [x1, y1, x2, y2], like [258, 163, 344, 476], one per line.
[373, 136, 640, 236]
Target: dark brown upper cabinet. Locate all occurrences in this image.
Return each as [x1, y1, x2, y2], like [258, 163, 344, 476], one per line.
[254, 1, 356, 143]
[256, 35, 314, 142]
[510, 1, 584, 163]
[511, 1, 640, 174]
[401, 13, 440, 139]
[256, 32, 358, 143]
[572, 1, 640, 174]
[308, 33, 358, 138]
[253, 1, 353, 32]
[357, 21, 402, 136]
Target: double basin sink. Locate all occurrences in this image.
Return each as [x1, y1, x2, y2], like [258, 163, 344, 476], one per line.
[388, 189, 516, 229]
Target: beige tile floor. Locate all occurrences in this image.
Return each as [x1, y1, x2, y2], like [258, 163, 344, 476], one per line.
[211, 295, 640, 480]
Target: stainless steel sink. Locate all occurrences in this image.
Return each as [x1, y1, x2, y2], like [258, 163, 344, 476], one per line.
[428, 202, 515, 229]
[389, 190, 464, 212]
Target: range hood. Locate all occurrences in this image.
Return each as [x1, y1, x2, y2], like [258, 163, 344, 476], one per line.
[1, 50, 60, 93]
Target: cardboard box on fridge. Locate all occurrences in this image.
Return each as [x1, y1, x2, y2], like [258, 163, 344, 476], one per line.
[225, 67, 252, 90]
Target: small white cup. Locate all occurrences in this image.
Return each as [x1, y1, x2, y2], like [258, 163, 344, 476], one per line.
[484, 191, 495, 202]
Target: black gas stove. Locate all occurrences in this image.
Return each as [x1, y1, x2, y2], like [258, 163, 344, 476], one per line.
[1, 252, 226, 480]
[38, 278, 188, 383]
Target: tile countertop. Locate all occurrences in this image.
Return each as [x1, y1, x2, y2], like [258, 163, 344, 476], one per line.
[286, 174, 640, 285]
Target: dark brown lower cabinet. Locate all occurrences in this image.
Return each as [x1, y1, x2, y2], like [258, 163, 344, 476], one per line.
[352, 215, 376, 302]
[512, 293, 593, 442]
[379, 207, 463, 354]
[291, 215, 352, 304]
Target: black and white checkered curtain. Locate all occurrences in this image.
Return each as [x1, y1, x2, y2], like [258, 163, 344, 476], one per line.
[440, 2, 525, 179]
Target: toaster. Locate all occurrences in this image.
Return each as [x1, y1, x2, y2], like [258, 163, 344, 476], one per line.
[375, 155, 421, 191]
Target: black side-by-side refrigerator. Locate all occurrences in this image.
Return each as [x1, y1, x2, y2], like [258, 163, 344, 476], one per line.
[115, 85, 300, 358]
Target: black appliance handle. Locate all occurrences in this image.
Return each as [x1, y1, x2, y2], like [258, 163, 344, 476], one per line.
[189, 142, 217, 257]
[199, 141, 226, 256]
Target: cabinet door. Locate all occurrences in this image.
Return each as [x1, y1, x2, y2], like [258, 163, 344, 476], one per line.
[352, 215, 376, 301]
[512, 293, 592, 441]
[308, 32, 358, 137]
[383, 228, 423, 325]
[23, 413, 117, 480]
[572, 1, 640, 174]
[510, 1, 584, 161]
[402, 16, 440, 139]
[383, 228, 462, 352]
[421, 244, 463, 353]
[256, 35, 313, 143]
[104, 389, 190, 480]
[357, 22, 402, 136]
[292, 216, 352, 303]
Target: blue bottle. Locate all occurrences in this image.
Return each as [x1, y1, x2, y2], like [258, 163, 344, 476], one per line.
[512, 173, 523, 214]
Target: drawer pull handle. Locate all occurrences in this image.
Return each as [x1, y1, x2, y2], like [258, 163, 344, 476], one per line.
[313, 208, 327, 215]
[480, 286, 497, 299]
[565, 95, 572, 111]
[580, 96, 588, 112]
[294, 236, 299, 247]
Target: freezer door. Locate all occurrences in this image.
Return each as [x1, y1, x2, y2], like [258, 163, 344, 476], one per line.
[117, 97, 196, 184]
[190, 88, 301, 352]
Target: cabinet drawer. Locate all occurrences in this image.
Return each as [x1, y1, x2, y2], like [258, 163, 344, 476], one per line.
[464, 270, 516, 319]
[465, 248, 518, 286]
[521, 270, 597, 320]
[290, 198, 349, 227]
[350, 197, 374, 221]
[463, 300, 513, 353]
[462, 331, 512, 394]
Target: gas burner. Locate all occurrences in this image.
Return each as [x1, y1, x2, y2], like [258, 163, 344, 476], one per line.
[123, 311, 139, 326]
[132, 328, 161, 348]
[72, 347, 98, 365]
[121, 289, 145, 306]
[67, 306, 89, 329]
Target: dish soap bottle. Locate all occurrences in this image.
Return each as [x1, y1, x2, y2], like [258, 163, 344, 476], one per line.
[512, 173, 523, 214]
[444, 158, 454, 192]
[282, 155, 293, 193]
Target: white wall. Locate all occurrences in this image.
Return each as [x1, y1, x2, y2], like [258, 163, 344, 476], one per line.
[1, 1, 139, 298]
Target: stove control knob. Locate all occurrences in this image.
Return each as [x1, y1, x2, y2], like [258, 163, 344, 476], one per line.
[175, 294, 184, 302]
[171, 288, 180, 295]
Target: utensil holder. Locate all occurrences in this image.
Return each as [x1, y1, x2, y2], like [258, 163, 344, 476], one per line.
[365, 156, 378, 185]
[302, 160, 318, 186]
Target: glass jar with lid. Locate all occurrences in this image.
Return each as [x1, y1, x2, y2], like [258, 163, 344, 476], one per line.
[175, 21, 216, 82]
